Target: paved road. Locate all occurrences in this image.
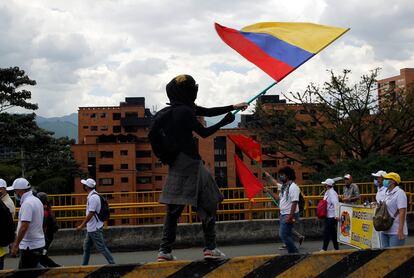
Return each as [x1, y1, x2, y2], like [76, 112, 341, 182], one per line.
[4, 237, 414, 269]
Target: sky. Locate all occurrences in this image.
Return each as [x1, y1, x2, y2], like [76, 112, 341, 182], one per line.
[1, 0, 414, 117]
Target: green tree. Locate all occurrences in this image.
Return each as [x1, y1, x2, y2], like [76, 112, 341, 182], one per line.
[0, 67, 38, 112]
[248, 69, 414, 175]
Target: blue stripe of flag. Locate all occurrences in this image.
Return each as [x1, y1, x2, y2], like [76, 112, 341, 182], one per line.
[240, 31, 314, 68]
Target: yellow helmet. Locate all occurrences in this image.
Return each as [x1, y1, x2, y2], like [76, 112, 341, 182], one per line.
[383, 172, 401, 184]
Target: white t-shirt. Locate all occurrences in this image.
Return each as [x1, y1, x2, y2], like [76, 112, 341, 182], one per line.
[86, 190, 103, 232]
[279, 182, 300, 215]
[376, 186, 387, 203]
[17, 191, 45, 250]
[324, 188, 339, 218]
[383, 186, 408, 235]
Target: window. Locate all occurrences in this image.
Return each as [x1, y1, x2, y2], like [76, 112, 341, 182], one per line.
[136, 150, 151, 158]
[88, 152, 96, 158]
[155, 162, 162, 168]
[91, 113, 96, 118]
[136, 163, 152, 171]
[262, 146, 276, 155]
[113, 126, 121, 133]
[287, 159, 295, 165]
[155, 176, 162, 181]
[99, 164, 114, 172]
[262, 160, 277, 168]
[125, 112, 138, 118]
[214, 161, 227, 167]
[101, 113, 107, 118]
[100, 151, 113, 158]
[100, 125, 108, 131]
[136, 177, 152, 184]
[120, 150, 128, 156]
[113, 113, 121, 120]
[83, 126, 88, 129]
[120, 164, 128, 169]
[124, 126, 138, 132]
[121, 219, 130, 224]
[121, 177, 129, 183]
[99, 178, 114, 185]
[90, 126, 98, 131]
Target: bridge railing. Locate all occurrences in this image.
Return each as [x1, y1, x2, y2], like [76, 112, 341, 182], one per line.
[13, 182, 414, 228]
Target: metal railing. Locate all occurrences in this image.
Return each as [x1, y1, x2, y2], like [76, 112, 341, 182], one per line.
[13, 182, 414, 228]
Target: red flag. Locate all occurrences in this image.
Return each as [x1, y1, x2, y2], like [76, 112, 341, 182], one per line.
[234, 154, 263, 199]
[228, 134, 262, 162]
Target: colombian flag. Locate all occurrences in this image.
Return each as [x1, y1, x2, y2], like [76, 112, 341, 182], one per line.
[215, 22, 349, 81]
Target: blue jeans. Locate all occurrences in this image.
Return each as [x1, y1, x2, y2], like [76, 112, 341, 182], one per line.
[82, 228, 115, 265]
[279, 213, 299, 253]
[380, 233, 406, 248]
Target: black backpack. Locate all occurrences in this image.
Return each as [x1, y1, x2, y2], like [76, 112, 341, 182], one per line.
[92, 193, 110, 222]
[148, 106, 180, 165]
[0, 199, 15, 247]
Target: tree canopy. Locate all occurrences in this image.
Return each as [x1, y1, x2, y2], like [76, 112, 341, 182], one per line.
[248, 69, 414, 181]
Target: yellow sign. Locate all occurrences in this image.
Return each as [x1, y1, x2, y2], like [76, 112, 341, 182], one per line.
[338, 204, 381, 249]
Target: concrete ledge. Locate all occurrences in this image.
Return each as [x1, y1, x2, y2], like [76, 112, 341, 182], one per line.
[2, 246, 414, 277]
[48, 213, 414, 254]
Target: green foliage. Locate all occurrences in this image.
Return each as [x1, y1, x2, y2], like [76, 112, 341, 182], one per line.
[0, 67, 38, 112]
[35, 177, 71, 194]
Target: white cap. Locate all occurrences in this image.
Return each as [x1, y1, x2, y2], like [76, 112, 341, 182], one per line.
[344, 174, 352, 180]
[322, 178, 335, 186]
[81, 178, 96, 188]
[7, 178, 31, 191]
[372, 170, 387, 177]
[0, 179, 6, 188]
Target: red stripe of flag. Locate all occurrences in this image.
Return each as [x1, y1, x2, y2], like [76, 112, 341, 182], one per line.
[228, 134, 262, 162]
[215, 23, 294, 81]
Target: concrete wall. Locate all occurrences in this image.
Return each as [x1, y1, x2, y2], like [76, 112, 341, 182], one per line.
[49, 213, 414, 254]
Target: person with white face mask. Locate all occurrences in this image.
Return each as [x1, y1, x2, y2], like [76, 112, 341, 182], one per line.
[372, 170, 387, 203]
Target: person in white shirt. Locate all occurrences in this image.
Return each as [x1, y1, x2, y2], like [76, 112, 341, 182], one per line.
[0, 179, 16, 270]
[372, 170, 387, 203]
[8, 178, 45, 269]
[76, 178, 115, 265]
[264, 166, 301, 253]
[321, 178, 339, 251]
[380, 172, 407, 247]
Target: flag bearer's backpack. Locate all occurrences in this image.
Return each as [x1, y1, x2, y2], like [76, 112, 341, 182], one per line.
[148, 106, 179, 165]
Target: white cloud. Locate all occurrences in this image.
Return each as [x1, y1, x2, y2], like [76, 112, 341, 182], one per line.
[0, 0, 413, 117]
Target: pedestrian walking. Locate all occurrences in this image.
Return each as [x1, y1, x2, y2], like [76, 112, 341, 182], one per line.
[76, 178, 115, 265]
[321, 178, 339, 251]
[36, 192, 61, 267]
[156, 74, 248, 261]
[0, 179, 16, 270]
[8, 178, 45, 269]
[380, 172, 408, 247]
[342, 174, 360, 204]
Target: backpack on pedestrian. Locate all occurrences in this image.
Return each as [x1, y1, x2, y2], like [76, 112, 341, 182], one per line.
[0, 199, 15, 247]
[316, 199, 328, 219]
[148, 106, 180, 165]
[298, 192, 305, 215]
[373, 201, 394, 231]
[92, 193, 110, 222]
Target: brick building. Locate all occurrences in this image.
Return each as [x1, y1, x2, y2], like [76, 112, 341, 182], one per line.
[378, 68, 414, 106]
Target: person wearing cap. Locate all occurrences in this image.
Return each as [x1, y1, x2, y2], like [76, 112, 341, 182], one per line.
[341, 174, 360, 204]
[9, 178, 45, 269]
[372, 170, 387, 203]
[321, 178, 339, 251]
[380, 172, 408, 247]
[157, 74, 248, 261]
[0, 179, 16, 270]
[36, 192, 61, 267]
[76, 178, 115, 265]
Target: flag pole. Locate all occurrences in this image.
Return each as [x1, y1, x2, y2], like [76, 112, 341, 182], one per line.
[233, 81, 277, 115]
